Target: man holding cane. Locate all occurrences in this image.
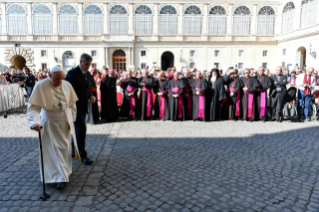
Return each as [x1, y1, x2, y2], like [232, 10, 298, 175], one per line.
[27, 66, 79, 190]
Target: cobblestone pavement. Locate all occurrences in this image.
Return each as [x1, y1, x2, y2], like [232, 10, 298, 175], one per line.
[1, 114, 319, 212]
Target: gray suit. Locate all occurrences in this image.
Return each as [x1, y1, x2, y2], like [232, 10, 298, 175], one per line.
[270, 74, 287, 120]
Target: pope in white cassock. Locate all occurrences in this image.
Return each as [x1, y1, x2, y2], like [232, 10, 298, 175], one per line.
[27, 65, 80, 190]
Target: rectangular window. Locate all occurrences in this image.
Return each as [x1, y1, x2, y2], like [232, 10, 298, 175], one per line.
[282, 49, 286, 56]
[208, 16, 227, 35]
[84, 14, 103, 35]
[189, 62, 195, 68]
[257, 16, 275, 35]
[282, 11, 294, 34]
[238, 63, 243, 69]
[41, 50, 46, 57]
[109, 16, 128, 35]
[92, 63, 97, 68]
[15, 44, 21, 47]
[214, 63, 219, 69]
[134, 15, 153, 35]
[184, 16, 202, 35]
[159, 15, 178, 35]
[33, 15, 52, 35]
[233, 16, 251, 35]
[91, 51, 97, 57]
[41, 63, 47, 70]
[59, 15, 78, 35]
[263, 50, 268, 57]
[190, 50, 195, 57]
[141, 63, 146, 69]
[262, 63, 267, 68]
[214, 50, 220, 57]
[8, 15, 27, 35]
[141, 51, 146, 57]
[282, 62, 285, 68]
[239, 50, 244, 57]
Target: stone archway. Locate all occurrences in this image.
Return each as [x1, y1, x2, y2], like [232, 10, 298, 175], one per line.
[161, 51, 174, 70]
[296, 47, 307, 69]
[4, 47, 34, 71]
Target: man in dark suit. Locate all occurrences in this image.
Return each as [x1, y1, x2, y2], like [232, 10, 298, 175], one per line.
[65, 53, 96, 165]
[270, 66, 287, 122]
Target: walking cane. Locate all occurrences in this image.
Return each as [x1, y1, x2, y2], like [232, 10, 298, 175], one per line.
[38, 126, 50, 201]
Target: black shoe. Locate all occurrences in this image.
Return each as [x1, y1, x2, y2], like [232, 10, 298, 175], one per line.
[82, 157, 94, 165]
[57, 182, 67, 190]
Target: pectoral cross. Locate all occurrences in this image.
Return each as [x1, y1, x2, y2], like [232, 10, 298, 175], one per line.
[58, 102, 62, 110]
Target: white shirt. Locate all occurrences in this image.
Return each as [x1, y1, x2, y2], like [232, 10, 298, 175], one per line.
[0, 76, 7, 84]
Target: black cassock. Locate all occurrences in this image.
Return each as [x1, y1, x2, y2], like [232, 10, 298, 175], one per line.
[139, 76, 155, 120]
[240, 77, 260, 121]
[256, 75, 272, 120]
[100, 75, 118, 122]
[168, 79, 185, 121]
[88, 74, 99, 124]
[210, 77, 226, 121]
[192, 78, 208, 120]
[119, 77, 139, 119]
[156, 79, 170, 120]
[181, 77, 193, 120]
[224, 75, 242, 120]
[153, 79, 160, 120]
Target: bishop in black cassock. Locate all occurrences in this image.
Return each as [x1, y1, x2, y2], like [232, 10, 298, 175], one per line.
[100, 69, 119, 122]
[168, 72, 185, 121]
[192, 71, 208, 121]
[139, 69, 156, 120]
[156, 71, 170, 120]
[224, 69, 242, 120]
[256, 67, 272, 121]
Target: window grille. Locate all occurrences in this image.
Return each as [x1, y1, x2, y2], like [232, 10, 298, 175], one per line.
[58, 5, 77, 35]
[281, 2, 295, 34]
[257, 6, 275, 35]
[134, 6, 153, 35]
[109, 5, 128, 35]
[208, 6, 227, 35]
[300, 0, 318, 29]
[233, 6, 251, 35]
[159, 5, 177, 35]
[184, 5, 202, 35]
[84, 5, 103, 35]
[33, 4, 52, 35]
[8, 4, 27, 35]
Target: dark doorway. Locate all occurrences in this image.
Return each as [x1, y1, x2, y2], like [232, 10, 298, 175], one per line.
[161, 52, 174, 70]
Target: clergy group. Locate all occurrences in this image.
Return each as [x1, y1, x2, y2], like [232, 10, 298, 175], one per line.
[97, 65, 317, 123]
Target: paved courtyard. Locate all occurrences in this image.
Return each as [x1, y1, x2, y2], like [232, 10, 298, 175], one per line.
[1, 114, 319, 212]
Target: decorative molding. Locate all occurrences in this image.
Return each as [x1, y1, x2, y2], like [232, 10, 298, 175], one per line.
[4, 47, 34, 67]
[8, 36, 27, 41]
[103, 35, 135, 41]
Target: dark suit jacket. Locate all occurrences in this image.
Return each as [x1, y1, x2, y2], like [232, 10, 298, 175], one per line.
[65, 65, 92, 120]
[270, 74, 287, 97]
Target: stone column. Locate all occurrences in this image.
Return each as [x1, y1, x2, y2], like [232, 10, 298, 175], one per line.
[128, 47, 131, 66]
[274, 5, 280, 36]
[250, 4, 257, 41]
[103, 3, 109, 35]
[153, 3, 159, 36]
[177, 4, 183, 40]
[52, 3, 58, 40]
[1, 3, 7, 40]
[226, 4, 233, 40]
[128, 3, 134, 35]
[202, 4, 208, 35]
[78, 3, 84, 40]
[294, 5, 301, 31]
[26, 3, 33, 40]
[105, 47, 109, 68]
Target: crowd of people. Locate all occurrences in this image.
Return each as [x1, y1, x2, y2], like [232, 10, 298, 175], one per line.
[87, 64, 319, 124]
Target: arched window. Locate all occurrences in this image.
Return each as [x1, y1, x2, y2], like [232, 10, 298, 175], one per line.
[301, 0, 318, 29]
[257, 6, 275, 35]
[159, 5, 178, 35]
[7, 4, 27, 35]
[33, 4, 52, 35]
[134, 5, 152, 35]
[184, 5, 202, 35]
[109, 5, 128, 35]
[233, 6, 251, 35]
[84, 5, 103, 35]
[282, 2, 295, 34]
[58, 5, 77, 35]
[208, 6, 227, 35]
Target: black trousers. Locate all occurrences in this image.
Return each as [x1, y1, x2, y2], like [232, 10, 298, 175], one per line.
[271, 92, 285, 120]
[72, 115, 87, 158]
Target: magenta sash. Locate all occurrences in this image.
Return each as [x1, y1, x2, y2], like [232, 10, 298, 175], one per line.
[172, 88, 183, 119]
[127, 86, 136, 116]
[142, 86, 152, 117]
[260, 91, 266, 117]
[196, 88, 205, 118]
[230, 88, 240, 117]
[226, 88, 230, 92]
[159, 90, 166, 118]
[244, 90, 254, 118]
[184, 87, 192, 117]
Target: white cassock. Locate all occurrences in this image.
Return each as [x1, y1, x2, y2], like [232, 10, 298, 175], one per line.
[27, 78, 79, 183]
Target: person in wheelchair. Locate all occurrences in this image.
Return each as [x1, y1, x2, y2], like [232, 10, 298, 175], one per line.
[283, 87, 297, 121]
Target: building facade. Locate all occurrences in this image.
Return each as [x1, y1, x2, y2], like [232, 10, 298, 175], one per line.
[0, 0, 317, 72]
